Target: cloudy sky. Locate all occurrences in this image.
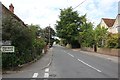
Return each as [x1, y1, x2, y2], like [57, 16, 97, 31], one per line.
[1, 0, 119, 29]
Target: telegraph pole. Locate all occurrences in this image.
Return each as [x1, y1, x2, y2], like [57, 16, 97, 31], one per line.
[49, 24, 50, 48]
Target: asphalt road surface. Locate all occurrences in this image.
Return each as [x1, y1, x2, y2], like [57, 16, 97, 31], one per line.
[2, 44, 118, 79]
[48, 45, 118, 78]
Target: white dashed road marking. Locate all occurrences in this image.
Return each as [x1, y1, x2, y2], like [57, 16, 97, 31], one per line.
[44, 68, 49, 78]
[65, 50, 101, 73]
[77, 59, 101, 72]
[44, 73, 49, 78]
[45, 68, 49, 73]
[32, 73, 38, 78]
[67, 53, 74, 57]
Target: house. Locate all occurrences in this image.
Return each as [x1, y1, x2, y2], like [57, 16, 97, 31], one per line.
[99, 14, 120, 34]
[1, 3, 27, 45]
[113, 14, 120, 33]
[2, 3, 27, 27]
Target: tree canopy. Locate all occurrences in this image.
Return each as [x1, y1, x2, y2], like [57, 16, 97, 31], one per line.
[56, 7, 94, 48]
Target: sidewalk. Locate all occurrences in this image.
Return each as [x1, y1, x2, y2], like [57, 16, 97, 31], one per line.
[72, 49, 118, 63]
[3, 48, 53, 74]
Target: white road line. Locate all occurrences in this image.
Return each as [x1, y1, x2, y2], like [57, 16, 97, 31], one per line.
[67, 53, 74, 57]
[32, 73, 38, 78]
[44, 73, 49, 78]
[77, 59, 101, 72]
[45, 68, 49, 73]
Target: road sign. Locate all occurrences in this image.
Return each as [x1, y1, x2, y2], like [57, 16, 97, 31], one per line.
[1, 46, 15, 53]
[2, 40, 11, 45]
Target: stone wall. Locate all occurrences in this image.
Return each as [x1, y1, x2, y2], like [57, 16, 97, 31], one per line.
[81, 47, 120, 57]
[97, 48, 119, 57]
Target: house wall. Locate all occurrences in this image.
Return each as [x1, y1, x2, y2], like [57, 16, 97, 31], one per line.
[2, 4, 26, 27]
[112, 15, 120, 33]
[100, 19, 112, 33]
[100, 19, 108, 28]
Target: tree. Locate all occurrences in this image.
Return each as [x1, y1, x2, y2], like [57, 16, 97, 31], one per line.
[56, 7, 81, 48]
[78, 14, 94, 47]
[2, 17, 34, 68]
[94, 25, 108, 48]
[106, 33, 118, 48]
[2, 17, 46, 69]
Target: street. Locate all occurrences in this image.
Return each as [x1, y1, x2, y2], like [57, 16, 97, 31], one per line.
[2, 45, 118, 79]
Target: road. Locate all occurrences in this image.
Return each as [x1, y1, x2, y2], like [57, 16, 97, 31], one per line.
[2, 45, 118, 79]
[48, 45, 118, 78]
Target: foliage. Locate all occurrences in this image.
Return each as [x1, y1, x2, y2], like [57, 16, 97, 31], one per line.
[56, 7, 119, 49]
[78, 15, 94, 47]
[55, 39, 60, 44]
[56, 7, 81, 47]
[105, 33, 118, 48]
[2, 16, 46, 69]
[43, 26, 55, 46]
[94, 25, 108, 47]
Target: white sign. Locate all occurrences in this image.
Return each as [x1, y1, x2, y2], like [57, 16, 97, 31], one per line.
[2, 41, 11, 45]
[1, 46, 15, 53]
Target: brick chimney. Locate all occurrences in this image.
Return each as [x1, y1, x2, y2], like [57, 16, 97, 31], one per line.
[9, 3, 14, 13]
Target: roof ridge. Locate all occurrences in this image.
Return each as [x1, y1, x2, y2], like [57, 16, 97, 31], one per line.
[102, 18, 115, 20]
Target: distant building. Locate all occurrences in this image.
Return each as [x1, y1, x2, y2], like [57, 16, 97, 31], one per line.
[99, 14, 120, 34]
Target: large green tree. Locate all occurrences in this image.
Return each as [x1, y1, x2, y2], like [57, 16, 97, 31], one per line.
[56, 7, 81, 47]
[78, 20, 94, 47]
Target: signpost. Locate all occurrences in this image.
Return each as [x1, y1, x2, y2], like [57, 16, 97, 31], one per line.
[1, 40, 15, 70]
[1, 40, 15, 53]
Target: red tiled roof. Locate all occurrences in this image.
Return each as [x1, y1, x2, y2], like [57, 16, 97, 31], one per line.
[102, 18, 115, 27]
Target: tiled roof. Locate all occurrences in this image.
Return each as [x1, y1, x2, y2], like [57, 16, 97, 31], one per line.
[102, 18, 115, 27]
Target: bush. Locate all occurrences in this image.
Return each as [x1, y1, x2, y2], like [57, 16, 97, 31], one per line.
[2, 17, 46, 69]
[105, 34, 118, 48]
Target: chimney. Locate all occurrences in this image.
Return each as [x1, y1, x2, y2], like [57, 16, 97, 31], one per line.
[9, 3, 14, 13]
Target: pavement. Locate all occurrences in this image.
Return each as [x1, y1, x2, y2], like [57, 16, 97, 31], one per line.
[2, 45, 119, 79]
[2, 48, 53, 78]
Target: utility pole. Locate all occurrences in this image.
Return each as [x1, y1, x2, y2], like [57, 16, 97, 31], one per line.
[49, 24, 50, 48]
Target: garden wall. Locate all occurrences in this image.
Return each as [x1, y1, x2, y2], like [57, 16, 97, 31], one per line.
[81, 47, 120, 57]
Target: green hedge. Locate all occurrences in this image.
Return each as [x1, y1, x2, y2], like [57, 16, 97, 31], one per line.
[2, 16, 46, 69]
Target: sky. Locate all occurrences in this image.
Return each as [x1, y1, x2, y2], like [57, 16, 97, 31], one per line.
[0, 0, 119, 29]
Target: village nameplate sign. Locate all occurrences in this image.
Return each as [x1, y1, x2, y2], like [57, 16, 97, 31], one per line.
[1, 46, 15, 53]
[1, 40, 15, 53]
